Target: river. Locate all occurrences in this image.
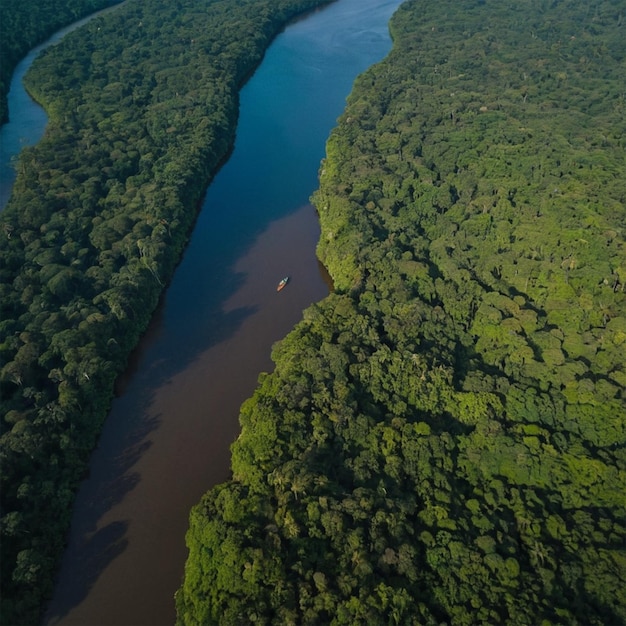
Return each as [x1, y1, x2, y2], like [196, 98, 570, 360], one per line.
[0, 0, 404, 623]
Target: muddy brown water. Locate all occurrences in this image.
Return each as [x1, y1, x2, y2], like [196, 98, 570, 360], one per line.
[45, 205, 329, 625]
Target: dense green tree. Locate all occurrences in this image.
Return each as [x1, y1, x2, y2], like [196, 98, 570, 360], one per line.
[177, 0, 626, 624]
[0, 0, 121, 125]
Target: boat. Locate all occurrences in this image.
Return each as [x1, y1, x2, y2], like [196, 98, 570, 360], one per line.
[277, 276, 289, 292]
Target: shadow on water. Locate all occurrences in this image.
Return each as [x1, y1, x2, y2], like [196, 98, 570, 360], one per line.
[45, 434, 153, 623]
[49, 521, 130, 619]
[47, 423, 153, 623]
[45, 255, 261, 623]
[114, 269, 258, 398]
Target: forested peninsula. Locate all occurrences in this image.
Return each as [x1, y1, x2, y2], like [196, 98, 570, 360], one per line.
[176, 0, 626, 624]
[0, 0, 330, 623]
[0, 0, 122, 125]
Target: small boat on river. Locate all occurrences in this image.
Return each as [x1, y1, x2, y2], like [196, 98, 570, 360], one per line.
[277, 276, 289, 292]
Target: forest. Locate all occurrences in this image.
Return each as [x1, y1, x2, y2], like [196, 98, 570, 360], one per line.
[0, 0, 121, 124]
[0, 0, 330, 623]
[176, 0, 626, 624]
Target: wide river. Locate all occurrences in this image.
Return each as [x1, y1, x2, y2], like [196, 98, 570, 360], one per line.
[2, 0, 404, 623]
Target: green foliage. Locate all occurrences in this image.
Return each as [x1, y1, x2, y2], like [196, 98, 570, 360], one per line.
[0, 0, 331, 623]
[0, 0, 121, 124]
[178, 0, 626, 624]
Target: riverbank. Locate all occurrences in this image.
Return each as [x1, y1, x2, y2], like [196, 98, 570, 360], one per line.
[46, 204, 329, 625]
[0, 0, 121, 124]
[0, 2, 128, 210]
